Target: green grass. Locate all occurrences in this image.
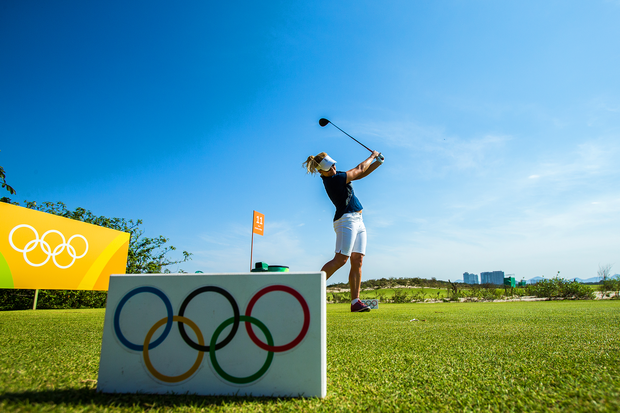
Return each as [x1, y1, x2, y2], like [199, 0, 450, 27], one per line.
[359, 287, 448, 300]
[1, 301, 619, 412]
[328, 287, 449, 302]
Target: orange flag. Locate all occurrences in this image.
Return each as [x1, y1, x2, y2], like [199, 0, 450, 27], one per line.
[252, 211, 264, 236]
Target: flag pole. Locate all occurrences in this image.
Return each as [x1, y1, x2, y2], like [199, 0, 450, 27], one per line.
[250, 210, 264, 272]
[250, 220, 254, 272]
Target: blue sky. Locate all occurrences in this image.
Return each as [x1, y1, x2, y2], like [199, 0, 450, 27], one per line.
[2, 0, 619, 284]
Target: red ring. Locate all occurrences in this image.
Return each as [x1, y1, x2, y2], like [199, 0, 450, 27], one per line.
[245, 285, 310, 352]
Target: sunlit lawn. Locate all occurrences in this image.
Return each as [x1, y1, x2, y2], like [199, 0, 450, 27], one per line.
[1, 301, 619, 412]
[359, 287, 448, 300]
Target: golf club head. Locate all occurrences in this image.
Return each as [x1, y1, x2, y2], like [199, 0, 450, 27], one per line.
[318, 118, 330, 127]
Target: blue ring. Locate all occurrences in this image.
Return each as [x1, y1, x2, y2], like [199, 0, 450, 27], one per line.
[113, 286, 173, 351]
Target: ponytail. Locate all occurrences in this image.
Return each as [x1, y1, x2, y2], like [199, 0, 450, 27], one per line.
[302, 152, 327, 175]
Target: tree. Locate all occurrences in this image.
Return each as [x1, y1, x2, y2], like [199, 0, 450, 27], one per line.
[0, 151, 16, 197]
[598, 264, 613, 282]
[2, 200, 192, 273]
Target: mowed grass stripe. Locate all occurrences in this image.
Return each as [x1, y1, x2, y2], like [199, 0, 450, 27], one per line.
[0, 301, 618, 412]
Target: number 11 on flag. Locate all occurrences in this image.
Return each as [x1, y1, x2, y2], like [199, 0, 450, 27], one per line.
[253, 211, 264, 236]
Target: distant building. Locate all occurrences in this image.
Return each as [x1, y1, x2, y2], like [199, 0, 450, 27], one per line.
[480, 270, 504, 285]
[463, 272, 479, 284]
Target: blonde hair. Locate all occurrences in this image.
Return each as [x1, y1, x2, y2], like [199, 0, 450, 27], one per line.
[302, 152, 327, 175]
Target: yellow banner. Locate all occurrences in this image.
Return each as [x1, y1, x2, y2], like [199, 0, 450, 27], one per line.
[0, 203, 130, 290]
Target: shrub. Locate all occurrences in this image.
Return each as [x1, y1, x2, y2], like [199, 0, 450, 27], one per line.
[600, 275, 620, 299]
[446, 288, 464, 301]
[527, 277, 594, 300]
[480, 287, 498, 301]
[0, 289, 108, 311]
[0, 290, 35, 311]
[392, 289, 411, 303]
[332, 292, 351, 303]
[410, 288, 427, 302]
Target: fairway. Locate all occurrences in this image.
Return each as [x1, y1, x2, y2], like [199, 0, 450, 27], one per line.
[1, 301, 619, 412]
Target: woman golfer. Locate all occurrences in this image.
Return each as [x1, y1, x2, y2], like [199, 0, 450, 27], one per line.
[303, 150, 383, 312]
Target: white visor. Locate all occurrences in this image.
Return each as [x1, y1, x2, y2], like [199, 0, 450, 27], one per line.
[318, 155, 336, 171]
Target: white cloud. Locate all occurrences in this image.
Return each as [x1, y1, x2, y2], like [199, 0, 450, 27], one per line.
[355, 120, 512, 178]
[587, 97, 620, 127]
[522, 140, 618, 199]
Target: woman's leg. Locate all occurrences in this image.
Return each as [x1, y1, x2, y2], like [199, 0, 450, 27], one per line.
[321, 253, 348, 279]
[349, 252, 364, 300]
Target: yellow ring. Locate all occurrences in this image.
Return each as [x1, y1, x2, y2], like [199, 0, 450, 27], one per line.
[143, 315, 205, 383]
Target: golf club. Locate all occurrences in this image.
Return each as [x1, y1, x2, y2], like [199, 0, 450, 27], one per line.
[319, 118, 384, 161]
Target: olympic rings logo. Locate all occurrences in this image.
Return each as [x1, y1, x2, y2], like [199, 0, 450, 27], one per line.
[113, 285, 310, 385]
[8, 224, 89, 269]
[361, 299, 378, 308]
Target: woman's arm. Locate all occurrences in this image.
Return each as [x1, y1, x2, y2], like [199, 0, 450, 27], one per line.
[353, 157, 383, 181]
[346, 151, 382, 183]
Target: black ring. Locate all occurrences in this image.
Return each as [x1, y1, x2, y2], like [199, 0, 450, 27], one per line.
[177, 286, 240, 352]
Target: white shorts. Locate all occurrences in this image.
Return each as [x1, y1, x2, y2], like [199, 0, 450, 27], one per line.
[333, 212, 367, 256]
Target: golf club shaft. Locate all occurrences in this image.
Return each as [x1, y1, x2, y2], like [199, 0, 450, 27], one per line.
[328, 122, 373, 153]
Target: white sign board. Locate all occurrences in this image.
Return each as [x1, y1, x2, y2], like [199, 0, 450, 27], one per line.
[97, 272, 326, 397]
[361, 299, 379, 309]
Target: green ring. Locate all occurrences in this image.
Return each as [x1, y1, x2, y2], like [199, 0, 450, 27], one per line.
[210, 315, 274, 384]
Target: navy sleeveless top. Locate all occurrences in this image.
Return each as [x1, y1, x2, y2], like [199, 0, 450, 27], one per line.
[321, 171, 363, 221]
